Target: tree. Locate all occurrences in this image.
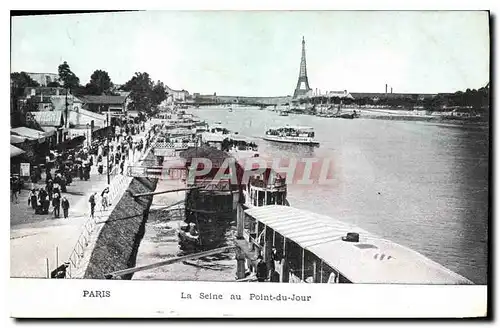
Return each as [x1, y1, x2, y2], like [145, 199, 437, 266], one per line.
[85, 69, 113, 95]
[152, 80, 167, 107]
[123, 72, 154, 115]
[58, 61, 80, 90]
[10, 72, 40, 127]
[11, 72, 39, 91]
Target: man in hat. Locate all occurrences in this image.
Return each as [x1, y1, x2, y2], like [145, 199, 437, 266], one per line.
[52, 192, 61, 218]
[61, 196, 70, 219]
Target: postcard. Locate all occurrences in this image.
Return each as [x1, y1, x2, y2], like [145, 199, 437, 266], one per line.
[9, 10, 489, 318]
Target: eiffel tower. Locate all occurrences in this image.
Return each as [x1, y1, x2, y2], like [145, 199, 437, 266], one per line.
[293, 36, 312, 98]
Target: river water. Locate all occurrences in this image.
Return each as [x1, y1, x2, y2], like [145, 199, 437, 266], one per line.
[188, 106, 489, 284]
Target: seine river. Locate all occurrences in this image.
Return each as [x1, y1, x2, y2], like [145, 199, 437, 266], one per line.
[189, 106, 489, 284]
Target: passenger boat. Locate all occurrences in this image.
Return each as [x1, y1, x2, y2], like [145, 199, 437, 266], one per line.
[263, 126, 319, 146]
[242, 168, 288, 208]
[238, 205, 473, 284]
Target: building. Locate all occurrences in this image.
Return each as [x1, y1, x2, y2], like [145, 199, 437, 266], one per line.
[165, 85, 190, 102]
[25, 73, 60, 86]
[350, 92, 437, 101]
[27, 111, 66, 146]
[23, 86, 82, 111]
[78, 95, 129, 114]
[66, 108, 107, 143]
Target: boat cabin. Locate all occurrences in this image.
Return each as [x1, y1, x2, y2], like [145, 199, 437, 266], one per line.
[266, 126, 315, 138]
[243, 168, 287, 207]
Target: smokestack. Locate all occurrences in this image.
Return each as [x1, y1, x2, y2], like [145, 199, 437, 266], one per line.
[385, 84, 388, 94]
[391, 87, 393, 94]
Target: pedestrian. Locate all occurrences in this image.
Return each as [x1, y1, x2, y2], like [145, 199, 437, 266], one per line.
[256, 255, 268, 282]
[53, 182, 60, 197]
[78, 164, 84, 180]
[65, 170, 72, 185]
[38, 188, 47, 203]
[29, 189, 37, 210]
[270, 246, 280, 273]
[60, 176, 67, 193]
[42, 198, 50, 215]
[61, 196, 70, 219]
[120, 160, 125, 175]
[101, 188, 109, 211]
[10, 177, 19, 204]
[52, 193, 61, 218]
[84, 164, 90, 181]
[46, 180, 53, 201]
[97, 156, 103, 175]
[45, 170, 52, 184]
[89, 192, 97, 218]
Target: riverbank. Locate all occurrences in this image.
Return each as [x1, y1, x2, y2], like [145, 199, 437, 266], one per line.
[132, 178, 237, 281]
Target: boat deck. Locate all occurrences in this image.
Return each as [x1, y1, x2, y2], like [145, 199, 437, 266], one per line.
[245, 205, 473, 284]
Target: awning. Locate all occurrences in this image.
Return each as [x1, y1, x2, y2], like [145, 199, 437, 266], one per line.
[10, 145, 26, 158]
[11, 127, 47, 142]
[10, 135, 28, 144]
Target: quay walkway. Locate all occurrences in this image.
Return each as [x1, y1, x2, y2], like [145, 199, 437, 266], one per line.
[10, 122, 154, 278]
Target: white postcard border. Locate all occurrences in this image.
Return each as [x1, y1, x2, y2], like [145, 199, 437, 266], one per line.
[10, 278, 487, 318]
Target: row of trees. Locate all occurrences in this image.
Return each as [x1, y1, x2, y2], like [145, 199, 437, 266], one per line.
[11, 62, 116, 99]
[11, 61, 171, 127]
[423, 86, 490, 111]
[295, 84, 490, 112]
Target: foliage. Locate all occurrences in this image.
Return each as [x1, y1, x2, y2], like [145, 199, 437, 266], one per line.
[152, 80, 167, 107]
[58, 61, 80, 90]
[10, 72, 40, 127]
[85, 69, 114, 95]
[347, 84, 490, 111]
[11, 72, 39, 96]
[122, 72, 168, 116]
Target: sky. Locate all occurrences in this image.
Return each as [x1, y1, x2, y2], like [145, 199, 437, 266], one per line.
[11, 11, 490, 96]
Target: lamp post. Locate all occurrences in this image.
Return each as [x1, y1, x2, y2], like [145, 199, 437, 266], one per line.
[106, 106, 111, 185]
[86, 123, 90, 147]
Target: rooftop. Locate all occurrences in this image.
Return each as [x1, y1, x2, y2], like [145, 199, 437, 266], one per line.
[245, 205, 472, 284]
[78, 95, 128, 105]
[28, 111, 64, 127]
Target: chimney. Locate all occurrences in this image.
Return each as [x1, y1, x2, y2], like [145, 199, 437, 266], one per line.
[385, 84, 388, 94]
[391, 87, 393, 94]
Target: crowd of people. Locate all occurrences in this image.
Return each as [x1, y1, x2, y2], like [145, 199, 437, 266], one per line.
[11, 118, 155, 221]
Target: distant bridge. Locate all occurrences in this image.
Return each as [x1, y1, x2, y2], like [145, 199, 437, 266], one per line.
[189, 95, 291, 107]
